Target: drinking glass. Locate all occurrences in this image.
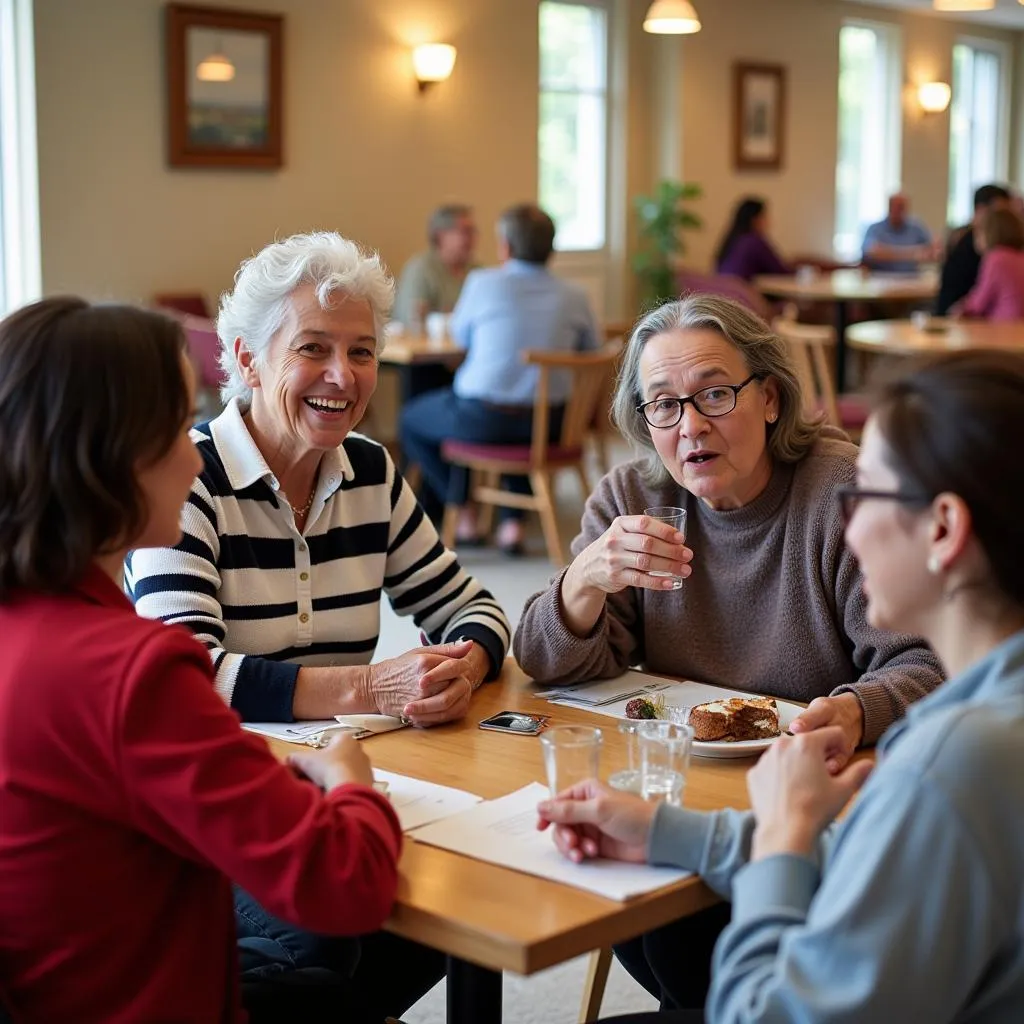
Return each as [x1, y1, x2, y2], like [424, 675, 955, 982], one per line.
[643, 505, 687, 590]
[639, 720, 693, 807]
[539, 726, 602, 797]
[608, 720, 642, 794]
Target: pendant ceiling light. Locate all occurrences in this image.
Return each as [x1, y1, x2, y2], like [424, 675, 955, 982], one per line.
[643, 0, 702, 35]
[932, 1, 995, 11]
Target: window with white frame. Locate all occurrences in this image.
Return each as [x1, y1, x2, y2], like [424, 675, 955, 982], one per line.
[538, 0, 609, 252]
[834, 21, 902, 260]
[948, 40, 1007, 228]
[0, 0, 41, 316]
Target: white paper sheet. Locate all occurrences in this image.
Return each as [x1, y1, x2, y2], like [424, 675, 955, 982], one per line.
[536, 671, 673, 707]
[335, 713, 406, 735]
[242, 720, 359, 746]
[410, 782, 690, 901]
[373, 770, 483, 832]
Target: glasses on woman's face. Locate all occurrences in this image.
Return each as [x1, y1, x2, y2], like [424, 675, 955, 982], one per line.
[637, 374, 762, 429]
[836, 485, 931, 527]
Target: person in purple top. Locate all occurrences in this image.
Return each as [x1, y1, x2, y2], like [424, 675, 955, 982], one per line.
[714, 198, 791, 282]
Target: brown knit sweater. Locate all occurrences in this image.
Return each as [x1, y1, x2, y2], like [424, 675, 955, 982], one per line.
[514, 435, 943, 745]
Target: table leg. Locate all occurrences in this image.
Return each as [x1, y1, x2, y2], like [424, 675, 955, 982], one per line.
[446, 956, 502, 1024]
[834, 300, 850, 393]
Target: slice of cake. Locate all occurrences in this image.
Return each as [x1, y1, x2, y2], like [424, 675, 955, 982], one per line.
[688, 696, 780, 742]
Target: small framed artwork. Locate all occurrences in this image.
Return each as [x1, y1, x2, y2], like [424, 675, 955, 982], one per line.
[165, 3, 283, 169]
[733, 63, 786, 172]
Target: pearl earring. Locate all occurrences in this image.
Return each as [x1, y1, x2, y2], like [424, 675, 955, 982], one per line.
[927, 556, 941, 574]
[767, 412, 777, 423]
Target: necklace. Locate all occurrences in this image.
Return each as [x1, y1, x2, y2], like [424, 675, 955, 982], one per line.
[286, 483, 316, 518]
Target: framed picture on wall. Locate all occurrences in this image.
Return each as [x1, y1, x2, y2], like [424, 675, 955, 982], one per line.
[165, 4, 283, 169]
[733, 63, 785, 172]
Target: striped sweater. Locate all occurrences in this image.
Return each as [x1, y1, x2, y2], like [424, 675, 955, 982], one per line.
[126, 398, 510, 722]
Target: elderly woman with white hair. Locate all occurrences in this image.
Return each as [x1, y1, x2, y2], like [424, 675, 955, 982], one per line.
[127, 231, 510, 1020]
[513, 294, 943, 1013]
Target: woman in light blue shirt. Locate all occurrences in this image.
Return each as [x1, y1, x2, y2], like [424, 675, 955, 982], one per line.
[539, 350, 1024, 1023]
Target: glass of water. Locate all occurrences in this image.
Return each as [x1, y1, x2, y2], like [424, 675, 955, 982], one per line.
[608, 720, 643, 794]
[638, 720, 693, 807]
[539, 726, 602, 797]
[642, 506, 687, 590]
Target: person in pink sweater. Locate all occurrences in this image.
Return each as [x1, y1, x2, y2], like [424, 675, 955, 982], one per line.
[960, 207, 1024, 322]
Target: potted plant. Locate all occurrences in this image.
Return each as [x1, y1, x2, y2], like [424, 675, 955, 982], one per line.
[632, 180, 703, 308]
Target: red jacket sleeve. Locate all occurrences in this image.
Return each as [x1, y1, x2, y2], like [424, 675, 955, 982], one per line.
[116, 627, 402, 934]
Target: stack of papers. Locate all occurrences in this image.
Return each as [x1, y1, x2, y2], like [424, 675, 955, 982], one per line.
[243, 712, 407, 747]
[411, 783, 690, 901]
[374, 770, 482, 832]
[535, 671, 673, 711]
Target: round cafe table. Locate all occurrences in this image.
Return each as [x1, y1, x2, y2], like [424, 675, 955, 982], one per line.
[846, 318, 1024, 356]
[755, 270, 938, 391]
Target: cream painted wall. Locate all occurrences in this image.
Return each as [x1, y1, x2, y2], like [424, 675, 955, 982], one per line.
[659, 0, 1019, 271]
[34, 0, 538, 303]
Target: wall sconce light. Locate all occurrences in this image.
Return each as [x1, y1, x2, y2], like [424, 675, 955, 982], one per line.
[643, 0, 702, 34]
[932, 1, 994, 11]
[413, 44, 457, 92]
[918, 81, 951, 113]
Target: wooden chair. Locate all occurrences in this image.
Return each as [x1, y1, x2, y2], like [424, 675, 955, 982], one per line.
[440, 347, 620, 564]
[772, 313, 869, 440]
[588, 335, 625, 477]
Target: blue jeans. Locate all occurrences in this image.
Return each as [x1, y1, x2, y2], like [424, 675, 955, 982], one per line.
[235, 886, 445, 1023]
[399, 389, 563, 523]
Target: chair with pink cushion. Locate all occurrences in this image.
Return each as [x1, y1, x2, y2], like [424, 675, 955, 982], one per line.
[674, 268, 772, 320]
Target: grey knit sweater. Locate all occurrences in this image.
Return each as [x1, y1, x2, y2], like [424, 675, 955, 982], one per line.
[514, 435, 943, 744]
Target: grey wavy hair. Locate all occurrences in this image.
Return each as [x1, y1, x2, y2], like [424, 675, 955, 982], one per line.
[217, 231, 394, 404]
[611, 294, 822, 484]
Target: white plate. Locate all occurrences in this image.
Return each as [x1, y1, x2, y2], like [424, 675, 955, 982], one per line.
[546, 672, 803, 760]
[691, 699, 801, 759]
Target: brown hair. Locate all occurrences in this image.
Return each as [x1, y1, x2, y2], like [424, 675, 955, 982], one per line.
[0, 297, 191, 599]
[980, 207, 1024, 251]
[498, 204, 556, 264]
[871, 350, 1024, 607]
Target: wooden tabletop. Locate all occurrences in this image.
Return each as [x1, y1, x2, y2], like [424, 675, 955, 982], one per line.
[266, 661, 752, 975]
[755, 269, 938, 303]
[379, 334, 466, 367]
[846, 318, 1024, 355]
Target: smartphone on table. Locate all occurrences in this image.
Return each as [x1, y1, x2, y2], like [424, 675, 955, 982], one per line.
[478, 711, 549, 735]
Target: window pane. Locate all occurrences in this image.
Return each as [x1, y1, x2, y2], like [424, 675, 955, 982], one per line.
[539, 89, 605, 250]
[834, 24, 900, 259]
[538, 1, 608, 252]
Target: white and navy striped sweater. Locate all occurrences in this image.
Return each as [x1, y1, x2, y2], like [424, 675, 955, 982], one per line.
[126, 399, 510, 721]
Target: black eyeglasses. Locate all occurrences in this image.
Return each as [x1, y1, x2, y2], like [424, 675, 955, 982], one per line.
[835, 485, 932, 527]
[637, 374, 763, 429]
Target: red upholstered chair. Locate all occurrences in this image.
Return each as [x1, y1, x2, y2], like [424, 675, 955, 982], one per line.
[439, 346, 620, 565]
[153, 292, 212, 319]
[675, 267, 772, 320]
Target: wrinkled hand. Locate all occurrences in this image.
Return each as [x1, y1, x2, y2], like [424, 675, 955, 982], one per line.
[748, 727, 873, 861]
[536, 779, 658, 863]
[789, 693, 864, 772]
[368, 639, 484, 727]
[287, 733, 374, 791]
[572, 515, 692, 595]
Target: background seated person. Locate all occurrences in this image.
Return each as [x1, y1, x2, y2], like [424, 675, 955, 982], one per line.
[400, 203, 598, 556]
[935, 183, 1011, 315]
[861, 193, 936, 273]
[127, 231, 510, 728]
[714, 197, 791, 282]
[0, 298, 433, 1024]
[957, 207, 1024, 322]
[541, 350, 1024, 1024]
[391, 203, 477, 329]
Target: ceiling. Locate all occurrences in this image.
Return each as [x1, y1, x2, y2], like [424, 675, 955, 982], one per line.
[846, 0, 1024, 29]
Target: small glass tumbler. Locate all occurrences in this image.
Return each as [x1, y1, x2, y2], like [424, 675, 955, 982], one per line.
[639, 720, 693, 807]
[539, 726, 602, 797]
[608, 720, 643, 794]
[643, 505, 687, 590]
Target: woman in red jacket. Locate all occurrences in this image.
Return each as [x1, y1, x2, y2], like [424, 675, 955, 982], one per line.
[0, 298, 438, 1023]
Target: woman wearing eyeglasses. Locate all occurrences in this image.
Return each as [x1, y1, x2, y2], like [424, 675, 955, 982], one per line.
[513, 294, 942, 1011]
[539, 349, 1024, 1023]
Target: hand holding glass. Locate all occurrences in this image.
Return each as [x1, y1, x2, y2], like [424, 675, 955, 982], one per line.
[643, 506, 687, 589]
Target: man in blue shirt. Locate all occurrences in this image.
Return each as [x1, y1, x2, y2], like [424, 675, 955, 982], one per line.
[861, 193, 936, 273]
[399, 204, 598, 554]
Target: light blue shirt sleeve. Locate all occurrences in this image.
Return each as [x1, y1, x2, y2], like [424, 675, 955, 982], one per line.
[707, 771, 1005, 1023]
[574, 289, 599, 352]
[448, 271, 479, 351]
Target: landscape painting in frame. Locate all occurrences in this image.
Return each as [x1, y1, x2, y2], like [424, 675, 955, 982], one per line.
[166, 4, 283, 169]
